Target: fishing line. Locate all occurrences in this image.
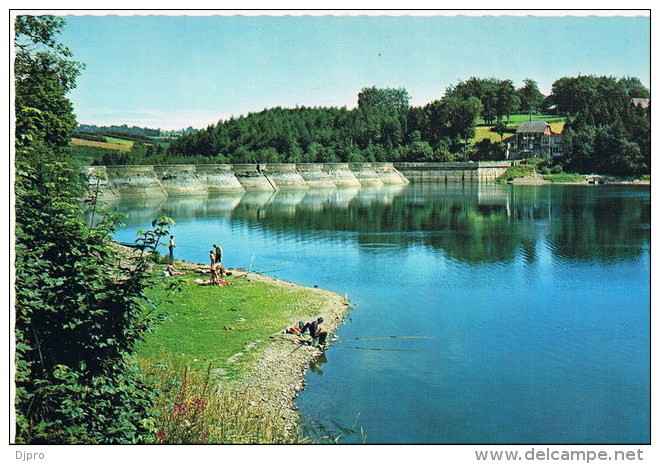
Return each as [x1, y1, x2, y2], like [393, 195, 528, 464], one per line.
[330, 345, 428, 352]
[329, 335, 436, 342]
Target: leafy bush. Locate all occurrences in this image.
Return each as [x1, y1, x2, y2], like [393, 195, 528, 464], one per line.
[14, 152, 174, 443]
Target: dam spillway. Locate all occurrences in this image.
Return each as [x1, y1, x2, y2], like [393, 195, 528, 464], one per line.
[82, 161, 513, 199]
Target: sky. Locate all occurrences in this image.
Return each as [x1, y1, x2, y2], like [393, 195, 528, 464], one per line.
[52, 11, 651, 131]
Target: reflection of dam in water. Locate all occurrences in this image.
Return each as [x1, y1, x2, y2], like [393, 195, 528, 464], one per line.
[82, 161, 514, 199]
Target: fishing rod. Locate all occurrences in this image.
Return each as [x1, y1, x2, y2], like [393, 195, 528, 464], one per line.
[235, 259, 292, 277]
[329, 345, 428, 352]
[328, 335, 436, 343]
[273, 335, 435, 345]
[249, 260, 292, 272]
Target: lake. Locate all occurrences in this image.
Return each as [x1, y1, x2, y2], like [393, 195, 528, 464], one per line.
[109, 183, 650, 444]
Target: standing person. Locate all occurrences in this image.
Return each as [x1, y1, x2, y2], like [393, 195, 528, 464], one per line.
[213, 244, 224, 276]
[301, 317, 328, 347]
[168, 235, 176, 262]
[213, 244, 223, 266]
[209, 249, 216, 265]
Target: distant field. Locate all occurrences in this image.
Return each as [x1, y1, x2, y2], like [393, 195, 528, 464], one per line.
[71, 137, 133, 151]
[103, 136, 134, 146]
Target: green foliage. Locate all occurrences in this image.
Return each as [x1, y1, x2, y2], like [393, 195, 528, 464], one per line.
[517, 78, 544, 113]
[14, 151, 166, 443]
[469, 139, 506, 161]
[14, 15, 84, 150]
[555, 76, 650, 176]
[165, 86, 484, 164]
[14, 15, 165, 444]
[357, 86, 411, 111]
[135, 216, 176, 263]
[93, 150, 131, 166]
[445, 77, 520, 124]
[495, 160, 540, 182]
[72, 132, 106, 143]
[548, 75, 648, 116]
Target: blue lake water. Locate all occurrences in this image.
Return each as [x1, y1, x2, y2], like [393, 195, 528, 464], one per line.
[108, 183, 650, 444]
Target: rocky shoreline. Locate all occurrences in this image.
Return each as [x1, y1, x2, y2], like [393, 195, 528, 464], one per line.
[223, 272, 350, 436]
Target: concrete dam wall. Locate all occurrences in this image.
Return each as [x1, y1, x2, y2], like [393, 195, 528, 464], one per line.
[83, 162, 512, 198]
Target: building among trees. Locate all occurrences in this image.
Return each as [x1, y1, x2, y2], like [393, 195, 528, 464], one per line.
[504, 121, 561, 159]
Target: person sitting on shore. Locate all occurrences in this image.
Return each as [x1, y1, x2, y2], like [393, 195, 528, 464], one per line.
[301, 317, 328, 347]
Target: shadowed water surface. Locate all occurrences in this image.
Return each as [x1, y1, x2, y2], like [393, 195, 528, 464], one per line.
[107, 183, 650, 444]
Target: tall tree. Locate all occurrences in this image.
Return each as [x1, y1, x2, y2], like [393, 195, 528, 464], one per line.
[556, 75, 650, 176]
[445, 77, 499, 124]
[357, 86, 411, 112]
[14, 15, 84, 150]
[517, 78, 544, 113]
[425, 96, 482, 146]
[495, 79, 520, 122]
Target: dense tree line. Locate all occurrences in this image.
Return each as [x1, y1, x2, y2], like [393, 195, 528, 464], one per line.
[14, 16, 161, 443]
[77, 123, 162, 137]
[554, 76, 650, 176]
[168, 93, 484, 164]
[167, 74, 649, 176]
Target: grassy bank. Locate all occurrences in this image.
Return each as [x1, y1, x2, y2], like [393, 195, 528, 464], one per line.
[543, 172, 586, 183]
[495, 159, 588, 184]
[495, 159, 543, 182]
[135, 262, 349, 443]
[138, 270, 332, 379]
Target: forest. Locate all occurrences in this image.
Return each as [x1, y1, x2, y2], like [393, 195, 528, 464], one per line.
[160, 76, 650, 176]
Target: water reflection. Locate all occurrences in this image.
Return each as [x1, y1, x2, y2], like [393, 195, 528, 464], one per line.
[309, 353, 327, 377]
[103, 184, 650, 265]
[102, 183, 650, 443]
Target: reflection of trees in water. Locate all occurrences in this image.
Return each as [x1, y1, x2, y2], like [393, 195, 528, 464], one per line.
[107, 185, 650, 265]
[546, 187, 651, 263]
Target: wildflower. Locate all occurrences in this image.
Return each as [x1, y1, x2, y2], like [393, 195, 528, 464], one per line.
[191, 397, 207, 411]
[173, 402, 188, 415]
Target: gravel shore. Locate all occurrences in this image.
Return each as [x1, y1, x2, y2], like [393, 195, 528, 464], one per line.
[222, 272, 351, 437]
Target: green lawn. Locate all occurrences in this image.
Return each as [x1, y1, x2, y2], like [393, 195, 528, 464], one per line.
[478, 114, 564, 125]
[136, 272, 327, 379]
